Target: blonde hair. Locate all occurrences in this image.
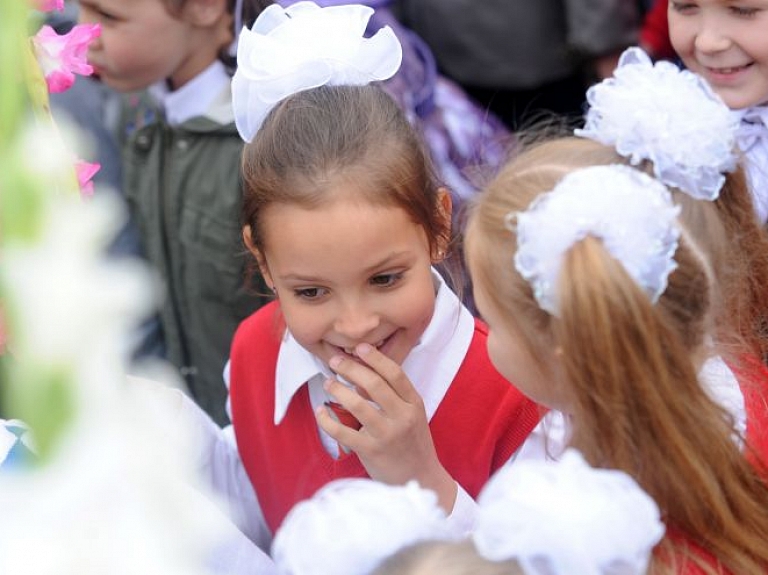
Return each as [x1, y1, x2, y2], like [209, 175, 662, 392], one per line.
[370, 540, 522, 575]
[465, 137, 768, 574]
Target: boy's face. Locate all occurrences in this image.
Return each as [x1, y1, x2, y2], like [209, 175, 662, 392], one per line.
[669, 0, 768, 109]
[78, 0, 211, 92]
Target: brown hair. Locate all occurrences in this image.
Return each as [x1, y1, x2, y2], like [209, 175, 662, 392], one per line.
[465, 137, 768, 574]
[371, 540, 522, 575]
[241, 83, 451, 264]
[162, 0, 274, 71]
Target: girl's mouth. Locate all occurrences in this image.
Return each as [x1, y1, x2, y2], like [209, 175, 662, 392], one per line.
[338, 333, 395, 360]
[705, 63, 752, 78]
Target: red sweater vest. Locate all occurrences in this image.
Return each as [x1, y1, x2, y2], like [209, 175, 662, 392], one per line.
[230, 301, 541, 534]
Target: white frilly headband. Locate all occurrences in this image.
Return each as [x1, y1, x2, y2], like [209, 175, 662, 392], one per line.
[271, 479, 456, 575]
[575, 47, 739, 201]
[512, 164, 681, 316]
[231, 1, 403, 142]
[473, 449, 665, 575]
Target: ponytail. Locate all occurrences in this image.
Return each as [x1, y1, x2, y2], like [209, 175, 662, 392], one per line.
[556, 235, 768, 574]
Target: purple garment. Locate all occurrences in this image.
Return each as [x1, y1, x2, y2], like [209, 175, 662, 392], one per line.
[277, 0, 515, 203]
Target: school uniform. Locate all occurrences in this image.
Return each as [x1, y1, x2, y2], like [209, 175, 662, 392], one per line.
[229, 271, 541, 537]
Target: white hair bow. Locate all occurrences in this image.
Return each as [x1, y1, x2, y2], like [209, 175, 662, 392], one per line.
[576, 47, 739, 200]
[512, 164, 681, 316]
[271, 478, 455, 575]
[232, 1, 403, 142]
[473, 449, 665, 575]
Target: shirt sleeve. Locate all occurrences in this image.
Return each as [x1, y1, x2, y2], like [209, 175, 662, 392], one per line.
[177, 392, 274, 551]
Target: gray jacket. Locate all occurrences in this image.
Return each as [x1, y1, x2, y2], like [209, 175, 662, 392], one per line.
[121, 89, 269, 424]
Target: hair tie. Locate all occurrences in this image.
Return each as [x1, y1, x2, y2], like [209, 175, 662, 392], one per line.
[231, 1, 403, 142]
[575, 47, 739, 201]
[271, 478, 455, 575]
[473, 449, 665, 575]
[513, 164, 681, 316]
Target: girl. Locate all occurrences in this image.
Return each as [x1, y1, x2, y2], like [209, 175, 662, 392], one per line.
[668, 0, 768, 225]
[227, 1, 540, 542]
[464, 153, 768, 573]
[77, 0, 274, 424]
[574, 46, 768, 365]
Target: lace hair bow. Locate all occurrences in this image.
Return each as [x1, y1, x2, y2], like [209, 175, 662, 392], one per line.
[473, 449, 665, 575]
[271, 479, 455, 575]
[232, 1, 403, 142]
[575, 47, 739, 200]
[513, 164, 681, 316]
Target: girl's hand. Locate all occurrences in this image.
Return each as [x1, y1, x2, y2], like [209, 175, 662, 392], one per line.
[316, 342, 457, 513]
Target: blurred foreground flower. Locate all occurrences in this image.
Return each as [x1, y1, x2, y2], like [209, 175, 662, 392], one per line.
[75, 159, 100, 197]
[0, 2, 268, 574]
[35, 0, 64, 12]
[32, 23, 101, 93]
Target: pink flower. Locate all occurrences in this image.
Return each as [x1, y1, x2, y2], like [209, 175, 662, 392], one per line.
[75, 160, 100, 198]
[32, 24, 101, 93]
[36, 0, 65, 12]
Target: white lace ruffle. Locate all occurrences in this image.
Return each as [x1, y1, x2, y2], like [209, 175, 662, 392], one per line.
[576, 47, 739, 201]
[474, 449, 664, 575]
[232, 1, 403, 142]
[271, 479, 454, 575]
[513, 164, 681, 316]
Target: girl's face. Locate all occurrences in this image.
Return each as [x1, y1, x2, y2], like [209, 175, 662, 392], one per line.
[471, 274, 567, 412]
[669, 0, 768, 108]
[254, 191, 446, 368]
[78, 0, 223, 92]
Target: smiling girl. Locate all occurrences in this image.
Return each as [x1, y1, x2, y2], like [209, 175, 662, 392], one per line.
[668, 0, 768, 224]
[226, 2, 540, 541]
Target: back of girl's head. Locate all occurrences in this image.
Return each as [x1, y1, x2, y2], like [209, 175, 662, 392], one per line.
[241, 84, 448, 257]
[371, 541, 521, 575]
[466, 136, 715, 373]
[571, 46, 768, 363]
[162, 0, 274, 70]
[465, 138, 768, 574]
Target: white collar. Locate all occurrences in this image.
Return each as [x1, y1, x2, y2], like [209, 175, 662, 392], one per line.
[274, 270, 476, 424]
[149, 61, 232, 126]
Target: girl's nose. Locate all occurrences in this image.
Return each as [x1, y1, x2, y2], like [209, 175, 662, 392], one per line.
[333, 304, 380, 341]
[694, 21, 731, 54]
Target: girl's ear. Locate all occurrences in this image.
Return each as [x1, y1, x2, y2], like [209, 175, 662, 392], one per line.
[183, 0, 228, 27]
[243, 225, 273, 288]
[434, 187, 453, 261]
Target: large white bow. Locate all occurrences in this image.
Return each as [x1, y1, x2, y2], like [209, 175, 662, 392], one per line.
[232, 1, 403, 142]
[576, 47, 739, 201]
[513, 164, 681, 316]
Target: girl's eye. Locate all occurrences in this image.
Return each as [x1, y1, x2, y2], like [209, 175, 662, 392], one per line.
[670, 1, 697, 12]
[293, 287, 328, 300]
[370, 272, 404, 288]
[80, 3, 119, 22]
[730, 6, 759, 16]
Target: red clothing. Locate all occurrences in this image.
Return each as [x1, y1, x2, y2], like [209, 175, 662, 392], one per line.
[663, 355, 768, 575]
[230, 301, 541, 533]
[640, 0, 676, 61]
[732, 355, 768, 473]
